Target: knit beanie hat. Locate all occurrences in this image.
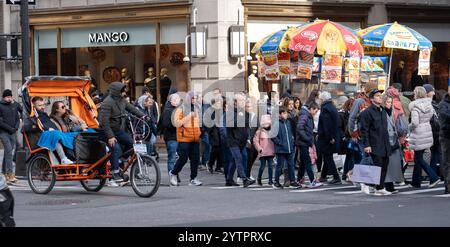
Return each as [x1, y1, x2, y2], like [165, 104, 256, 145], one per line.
[2, 89, 12, 98]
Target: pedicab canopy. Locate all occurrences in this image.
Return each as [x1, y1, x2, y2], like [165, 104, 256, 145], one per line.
[20, 76, 98, 128]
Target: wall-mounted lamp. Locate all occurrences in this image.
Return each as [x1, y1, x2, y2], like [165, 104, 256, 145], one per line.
[190, 25, 207, 58]
[229, 25, 245, 58]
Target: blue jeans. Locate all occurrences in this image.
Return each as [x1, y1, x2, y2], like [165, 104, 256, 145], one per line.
[146, 134, 157, 155]
[343, 149, 362, 179]
[275, 153, 296, 183]
[222, 145, 232, 180]
[171, 142, 200, 180]
[430, 144, 442, 177]
[201, 133, 211, 166]
[0, 132, 16, 174]
[228, 146, 248, 182]
[107, 130, 133, 173]
[258, 156, 273, 183]
[412, 149, 439, 187]
[241, 147, 248, 177]
[298, 145, 315, 183]
[165, 140, 178, 174]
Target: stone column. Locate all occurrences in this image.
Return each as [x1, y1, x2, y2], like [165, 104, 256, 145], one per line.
[190, 0, 245, 97]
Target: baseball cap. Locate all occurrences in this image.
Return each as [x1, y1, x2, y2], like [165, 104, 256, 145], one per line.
[369, 89, 384, 98]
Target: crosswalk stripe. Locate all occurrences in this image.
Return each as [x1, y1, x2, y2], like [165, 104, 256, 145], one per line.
[335, 185, 412, 195]
[399, 187, 443, 195]
[250, 187, 274, 191]
[434, 194, 450, 198]
[210, 186, 240, 190]
[290, 185, 355, 193]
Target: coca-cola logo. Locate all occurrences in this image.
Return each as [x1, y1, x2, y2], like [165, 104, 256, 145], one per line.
[294, 43, 314, 53]
[301, 31, 318, 41]
[344, 35, 356, 45]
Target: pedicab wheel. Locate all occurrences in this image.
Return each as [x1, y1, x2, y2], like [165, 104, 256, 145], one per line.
[27, 153, 56, 194]
[130, 154, 160, 198]
[80, 178, 106, 192]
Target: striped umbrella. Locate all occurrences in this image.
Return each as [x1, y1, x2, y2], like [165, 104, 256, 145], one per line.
[251, 26, 299, 54]
[289, 19, 364, 57]
[357, 22, 432, 51]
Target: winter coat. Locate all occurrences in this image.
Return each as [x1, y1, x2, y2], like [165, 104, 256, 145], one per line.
[408, 97, 435, 151]
[272, 118, 295, 154]
[99, 82, 144, 139]
[226, 108, 250, 149]
[253, 128, 275, 157]
[386, 87, 406, 122]
[347, 95, 371, 138]
[359, 104, 391, 157]
[161, 103, 178, 142]
[36, 110, 59, 131]
[205, 109, 222, 147]
[318, 101, 341, 155]
[135, 105, 158, 138]
[296, 106, 314, 147]
[439, 93, 450, 138]
[174, 104, 201, 143]
[0, 100, 21, 134]
[287, 110, 298, 140]
[51, 113, 88, 132]
[399, 94, 411, 120]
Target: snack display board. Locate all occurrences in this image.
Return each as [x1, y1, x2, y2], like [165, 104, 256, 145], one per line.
[360, 56, 387, 72]
[262, 51, 280, 81]
[278, 53, 291, 76]
[297, 52, 314, 80]
[418, 48, 431, 76]
[321, 54, 343, 83]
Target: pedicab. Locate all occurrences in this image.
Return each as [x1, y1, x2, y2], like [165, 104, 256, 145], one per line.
[20, 76, 160, 198]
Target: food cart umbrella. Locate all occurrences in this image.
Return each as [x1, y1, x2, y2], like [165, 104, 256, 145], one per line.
[289, 19, 364, 57]
[357, 22, 433, 85]
[251, 26, 300, 54]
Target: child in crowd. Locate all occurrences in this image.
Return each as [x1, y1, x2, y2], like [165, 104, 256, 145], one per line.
[253, 114, 275, 186]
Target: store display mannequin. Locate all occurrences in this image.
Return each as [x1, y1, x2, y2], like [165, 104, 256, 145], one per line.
[144, 67, 157, 97]
[84, 69, 98, 95]
[160, 67, 172, 104]
[248, 65, 260, 101]
[121, 67, 134, 96]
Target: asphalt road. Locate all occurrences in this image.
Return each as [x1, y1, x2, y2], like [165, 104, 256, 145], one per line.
[7, 152, 450, 227]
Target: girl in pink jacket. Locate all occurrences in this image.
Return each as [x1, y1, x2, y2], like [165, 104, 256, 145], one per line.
[253, 114, 275, 186]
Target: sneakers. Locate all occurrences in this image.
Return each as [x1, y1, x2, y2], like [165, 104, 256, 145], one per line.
[169, 171, 178, 186]
[207, 166, 214, 174]
[237, 177, 243, 184]
[112, 172, 124, 183]
[289, 181, 301, 189]
[243, 179, 256, 188]
[429, 179, 440, 188]
[61, 157, 74, 165]
[198, 165, 208, 171]
[189, 178, 203, 186]
[306, 181, 323, 188]
[328, 178, 342, 185]
[272, 182, 283, 189]
[107, 180, 120, 187]
[361, 183, 371, 195]
[374, 189, 392, 196]
[268, 181, 274, 186]
[395, 181, 406, 186]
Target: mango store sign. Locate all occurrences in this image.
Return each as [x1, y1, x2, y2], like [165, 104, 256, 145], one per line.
[89, 32, 129, 43]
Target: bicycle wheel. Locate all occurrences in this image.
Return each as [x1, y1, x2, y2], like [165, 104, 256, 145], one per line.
[80, 178, 106, 192]
[27, 153, 56, 194]
[130, 154, 160, 198]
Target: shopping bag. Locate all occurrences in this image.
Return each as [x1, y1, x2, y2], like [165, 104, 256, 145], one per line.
[352, 154, 381, 185]
[403, 149, 415, 163]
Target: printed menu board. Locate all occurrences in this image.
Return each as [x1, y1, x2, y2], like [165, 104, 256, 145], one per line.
[278, 53, 291, 76]
[320, 54, 343, 83]
[297, 52, 314, 80]
[418, 49, 431, 76]
[361, 56, 387, 72]
[262, 51, 280, 81]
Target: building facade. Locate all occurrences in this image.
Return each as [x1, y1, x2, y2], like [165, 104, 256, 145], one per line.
[0, 0, 449, 102]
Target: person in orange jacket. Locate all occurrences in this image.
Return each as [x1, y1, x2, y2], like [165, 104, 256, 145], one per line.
[169, 91, 203, 186]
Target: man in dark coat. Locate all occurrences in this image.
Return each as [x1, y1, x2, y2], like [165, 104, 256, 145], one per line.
[317, 91, 342, 185]
[439, 89, 450, 194]
[0, 90, 22, 183]
[99, 82, 145, 184]
[359, 89, 391, 196]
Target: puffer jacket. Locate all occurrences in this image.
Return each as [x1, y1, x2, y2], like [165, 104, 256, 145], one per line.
[272, 118, 295, 154]
[296, 106, 314, 147]
[99, 82, 144, 139]
[438, 93, 450, 138]
[174, 104, 201, 143]
[408, 97, 435, 151]
[253, 128, 275, 157]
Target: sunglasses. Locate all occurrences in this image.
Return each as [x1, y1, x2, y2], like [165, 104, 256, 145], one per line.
[59, 105, 66, 109]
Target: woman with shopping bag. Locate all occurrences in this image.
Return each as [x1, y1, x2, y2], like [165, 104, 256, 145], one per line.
[382, 95, 403, 193]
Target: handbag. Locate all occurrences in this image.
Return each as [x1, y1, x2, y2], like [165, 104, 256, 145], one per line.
[403, 149, 415, 163]
[352, 154, 381, 185]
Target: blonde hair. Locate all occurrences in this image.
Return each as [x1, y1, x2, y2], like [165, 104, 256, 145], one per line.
[414, 86, 427, 100]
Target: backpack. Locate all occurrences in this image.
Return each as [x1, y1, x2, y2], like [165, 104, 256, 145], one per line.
[395, 113, 409, 137]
